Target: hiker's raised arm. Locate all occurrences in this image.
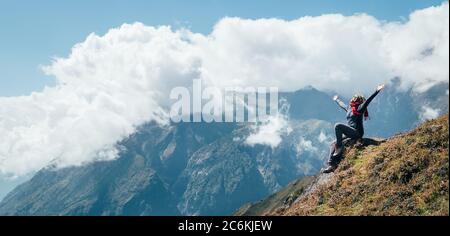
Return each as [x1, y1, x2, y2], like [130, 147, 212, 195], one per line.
[333, 95, 348, 112]
[358, 84, 385, 112]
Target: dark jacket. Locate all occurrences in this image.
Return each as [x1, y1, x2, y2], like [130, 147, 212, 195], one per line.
[336, 90, 380, 137]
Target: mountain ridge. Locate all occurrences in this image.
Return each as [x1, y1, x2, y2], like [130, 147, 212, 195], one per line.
[0, 84, 448, 215]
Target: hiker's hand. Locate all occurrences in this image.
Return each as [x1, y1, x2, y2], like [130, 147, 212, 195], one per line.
[333, 95, 339, 101]
[376, 84, 385, 92]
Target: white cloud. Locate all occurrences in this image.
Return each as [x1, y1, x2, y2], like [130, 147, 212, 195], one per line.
[196, 2, 448, 95]
[0, 3, 448, 176]
[420, 106, 441, 120]
[0, 24, 190, 176]
[317, 131, 331, 143]
[383, 3, 449, 92]
[296, 137, 318, 154]
[245, 115, 291, 149]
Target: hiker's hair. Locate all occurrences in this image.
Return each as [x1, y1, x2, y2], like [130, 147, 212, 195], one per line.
[350, 94, 366, 104]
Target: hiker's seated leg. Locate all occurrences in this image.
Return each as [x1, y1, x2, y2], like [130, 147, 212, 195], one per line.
[323, 141, 342, 173]
[333, 123, 361, 157]
[332, 142, 344, 157]
[342, 137, 353, 146]
[327, 141, 336, 165]
[334, 123, 345, 148]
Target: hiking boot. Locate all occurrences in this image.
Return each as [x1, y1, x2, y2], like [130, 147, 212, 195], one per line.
[332, 144, 344, 157]
[321, 165, 336, 173]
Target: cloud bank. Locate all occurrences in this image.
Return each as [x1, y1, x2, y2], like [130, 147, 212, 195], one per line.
[0, 3, 448, 176]
[420, 106, 441, 121]
[245, 115, 292, 149]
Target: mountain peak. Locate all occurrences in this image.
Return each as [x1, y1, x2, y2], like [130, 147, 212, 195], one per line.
[301, 85, 317, 91]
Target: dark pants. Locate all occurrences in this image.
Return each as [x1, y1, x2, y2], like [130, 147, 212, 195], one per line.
[334, 123, 361, 147]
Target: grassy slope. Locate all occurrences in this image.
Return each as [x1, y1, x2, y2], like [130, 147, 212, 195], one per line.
[277, 114, 449, 216]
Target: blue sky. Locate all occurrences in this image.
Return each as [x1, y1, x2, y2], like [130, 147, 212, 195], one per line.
[0, 0, 446, 96]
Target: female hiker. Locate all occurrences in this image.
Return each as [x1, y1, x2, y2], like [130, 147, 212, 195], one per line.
[322, 84, 385, 173]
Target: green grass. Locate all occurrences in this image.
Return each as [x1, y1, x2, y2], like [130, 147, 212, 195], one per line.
[282, 114, 449, 216]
